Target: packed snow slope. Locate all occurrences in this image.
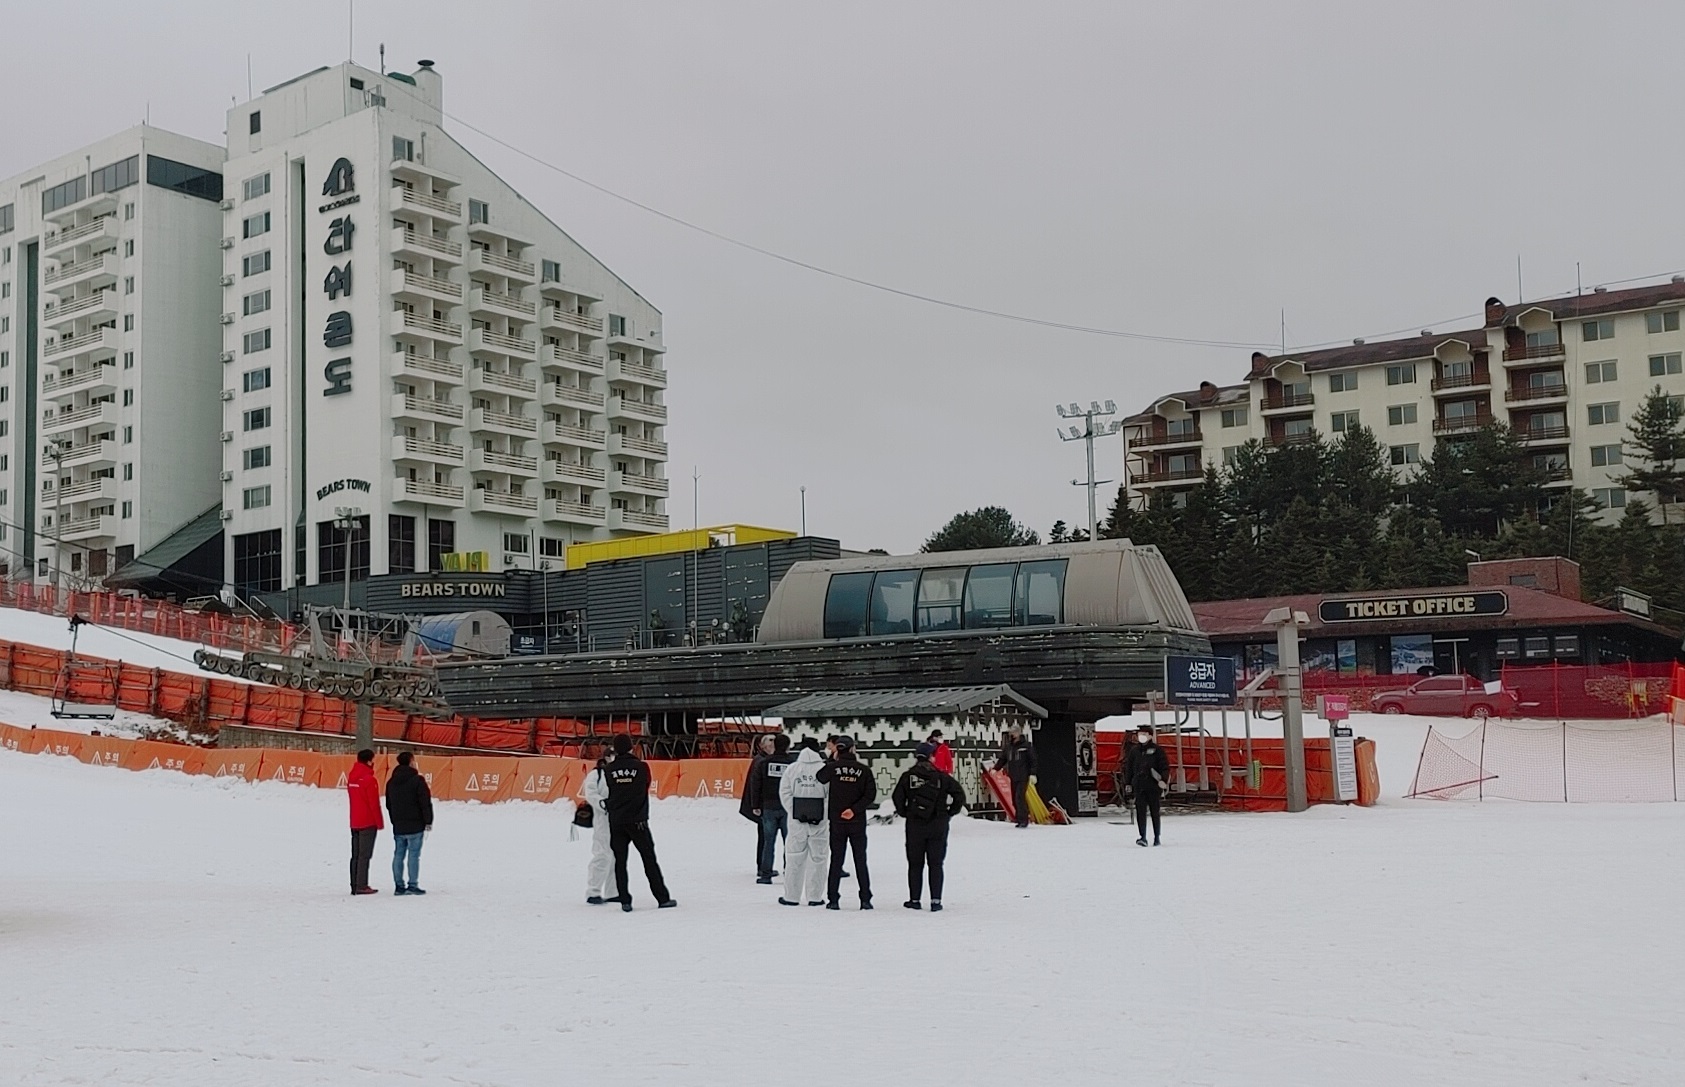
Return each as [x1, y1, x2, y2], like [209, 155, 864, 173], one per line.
[3, 728, 1682, 1086]
[0, 604, 251, 682]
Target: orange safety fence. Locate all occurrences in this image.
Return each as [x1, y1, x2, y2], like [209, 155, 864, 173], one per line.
[0, 637, 647, 755]
[1096, 733, 1380, 811]
[0, 721, 757, 804]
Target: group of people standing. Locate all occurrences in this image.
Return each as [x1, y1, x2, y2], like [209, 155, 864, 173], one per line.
[742, 729, 966, 911]
[345, 724, 1174, 902]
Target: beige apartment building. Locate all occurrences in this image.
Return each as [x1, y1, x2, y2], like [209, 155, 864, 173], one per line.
[1123, 280, 1685, 520]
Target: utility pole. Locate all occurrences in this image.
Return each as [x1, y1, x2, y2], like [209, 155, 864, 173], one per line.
[1265, 605, 1311, 812]
[48, 439, 67, 595]
[1055, 401, 1121, 540]
[333, 505, 370, 749]
[800, 486, 806, 537]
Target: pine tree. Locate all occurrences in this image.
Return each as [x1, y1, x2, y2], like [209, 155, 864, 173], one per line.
[1616, 386, 1685, 523]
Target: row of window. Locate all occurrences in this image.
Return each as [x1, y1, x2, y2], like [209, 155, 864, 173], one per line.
[232, 517, 472, 594]
[821, 560, 1068, 640]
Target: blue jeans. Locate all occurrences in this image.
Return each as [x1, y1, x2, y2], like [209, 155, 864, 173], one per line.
[758, 808, 788, 877]
[392, 832, 425, 889]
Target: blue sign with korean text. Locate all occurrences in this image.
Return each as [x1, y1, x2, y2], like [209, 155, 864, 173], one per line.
[1164, 655, 1237, 707]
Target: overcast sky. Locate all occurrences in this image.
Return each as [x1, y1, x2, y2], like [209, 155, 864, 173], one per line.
[5, 1, 1683, 553]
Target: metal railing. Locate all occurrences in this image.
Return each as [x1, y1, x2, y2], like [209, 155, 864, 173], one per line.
[473, 488, 538, 512]
[395, 436, 465, 462]
[472, 250, 536, 278]
[398, 354, 464, 380]
[473, 449, 538, 474]
[397, 311, 463, 339]
[1502, 342, 1565, 362]
[1132, 429, 1202, 448]
[545, 307, 604, 334]
[470, 367, 537, 396]
[550, 423, 607, 447]
[472, 329, 537, 356]
[550, 500, 606, 522]
[398, 395, 465, 420]
[613, 471, 670, 495]
[1430, 372, 1488, 392]
[399, 188, 463, 218]
[1432, 413, 1493, 434]
[399, 478, 465, 502]
[545, 461, 606, 484]
[473, 408, 538, 433]
[611, 434, 667, 458]
[396, 228, 463, 259]
[396, 271, 462, 299]
[44, 254, 112, 285]
[1505, 384, 1568, 403]
[609, 396, 667, 422]
[1261, 392, 1315, 411]
[543, 383, 605, 408]
[46, 330, 111, 358]
[545, 345, 604, 372]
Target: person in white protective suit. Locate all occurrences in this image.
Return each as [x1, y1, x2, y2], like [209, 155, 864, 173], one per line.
[777, 737, 830, 907]
[583, 755, 614, 904]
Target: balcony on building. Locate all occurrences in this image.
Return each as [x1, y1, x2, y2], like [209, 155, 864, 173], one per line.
[1131, 420, 1202, 449]
[46, 438, 119, 470]
[1501, 334, 1566, 366]
[391, 225, 463, 265]
[392, 268, 464, 307]
[42, 187, 118, 226]
[541, 343, 605, 376]
[547, 420, 607, 449]
[466, 364, 537, 400]
[1534, 457, 1573, 485]
[1513, 413, 1570, 445]
[394, 476, 466, 507]
[43, 361, 119, 402]
[390, 434, 465, 466]
[1260, 380, 1314, 414]
[469, 406, 538, 438]
[541, 305, 604, 338]
[1504, 370, 1568, 405]
[468, 487, 539, 515]
[466, 247, 537, 284]
[57, 514, 115, 542]
[1135, 466, 1204, 484]
[391, 155, 461, 190]
[606, 332, 666, 358]
[546, 499, 608, 526]
[390, 308, 464, 346]
[43, 251, 119, 294]
[610, 469, 670, 497]
[609, 507, 669, 533]
[605, 394, 667, 425]
[395, 185, 464, 223]
[541, 459, 606, 487]
[391, 393, 465, 425]
[609, 432, 667, 460]
[42, 401, 120, 437]
[47, 477, 119, 507]
[44, 327, 121, 365]
[539, 381, 604, 412]
[44, 287, 120, 333]
[467, 326, 538, 362]
[1430, 362, 1492, 395]
[1432, 411, 1493, 436]
[1263, 424, 1317, 449]
[468, 285, 536, 321]
[42, 215, 118, 258]
[467, 217, 534, 249]
[395, 350, 464, 385]
[606, 356, 667, 389]
[469, 448, 539, 477]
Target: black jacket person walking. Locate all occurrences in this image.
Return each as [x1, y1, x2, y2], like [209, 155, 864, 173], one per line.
[603, 734, 677, 911]
[816, 736, 875, 909]
[892, 743, 966, 911]
[1123, 728, 1171, 846]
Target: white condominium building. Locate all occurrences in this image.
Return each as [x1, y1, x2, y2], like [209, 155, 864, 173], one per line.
[219, 60, 668, 595]
[1124, 281, 1685, 520]
[0, 128, 225, 584]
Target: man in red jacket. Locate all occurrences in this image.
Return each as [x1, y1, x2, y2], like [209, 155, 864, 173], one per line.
[347, 749, 384, 895]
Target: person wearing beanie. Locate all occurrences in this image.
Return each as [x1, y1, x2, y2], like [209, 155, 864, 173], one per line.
[816, 735, 876, 909]
[926, 729, 955, 775]
[384, 751, 433, 895]
[1123, 726, 1171, 846]
[748, 733, 796, 884]
[777, 736, 831, 907]
[603, 733, 676, 911]
[346, 748, 384, 895]
[892, 743, 967, 911]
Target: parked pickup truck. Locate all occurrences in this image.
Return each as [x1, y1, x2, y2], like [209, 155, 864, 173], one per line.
[1372, 674, 1520, 719]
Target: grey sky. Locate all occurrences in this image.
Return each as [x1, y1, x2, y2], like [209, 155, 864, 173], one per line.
[6, 1, 1682, 552]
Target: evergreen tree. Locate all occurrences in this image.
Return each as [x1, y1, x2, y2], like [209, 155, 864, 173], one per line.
[922, 507, 1039, 552]
[1048, 520, 1069, 544]
[1407, 422, 1544, 539]
[1617, 385, 1685, 523]
[1213, 516, 1267, 600]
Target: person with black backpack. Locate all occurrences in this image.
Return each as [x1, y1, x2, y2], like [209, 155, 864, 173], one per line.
[776, 736, 830, 907]
[892, 742, 967, 911]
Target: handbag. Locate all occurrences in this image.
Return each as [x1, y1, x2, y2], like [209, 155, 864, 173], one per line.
[573, 801, 594, 828]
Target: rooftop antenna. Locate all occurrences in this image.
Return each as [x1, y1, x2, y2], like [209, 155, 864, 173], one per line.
[380, 43, 386, 75]
[1516, 254, 1524, 303]
[1576, 261, 1582, 297]
[246, 54, 253, 99]
[348, 1, 355, 63]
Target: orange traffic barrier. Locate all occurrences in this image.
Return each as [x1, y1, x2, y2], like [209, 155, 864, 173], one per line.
[123, 739, 209, 775]
[508, 756, 582, 803]
[77, 734, 133, 768]
[201, 748, 265, 781]
[676, 758, 753, 800]
[26, 729, 82, 758]
[0, 723, 28, 752]
[443, 756, 521, 802]
[647, 760, 682, 799]
[410, 754, 455, 800]
[257, 749, 334, 788]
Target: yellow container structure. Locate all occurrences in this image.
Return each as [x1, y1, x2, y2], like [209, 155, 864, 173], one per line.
[564, 524, 795, 570]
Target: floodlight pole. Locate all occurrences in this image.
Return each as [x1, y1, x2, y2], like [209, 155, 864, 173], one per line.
[1265, 606, 1311, 812]
[1056, 401, 1121, 540]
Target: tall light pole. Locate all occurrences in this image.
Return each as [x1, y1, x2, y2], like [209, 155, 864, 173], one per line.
[1265, 605, 1311, 813]
[1056, 400, 1122, 541]
[48, 439, 67, 593]
[800, 486, 806, 537]
[333, 506, 362, 613]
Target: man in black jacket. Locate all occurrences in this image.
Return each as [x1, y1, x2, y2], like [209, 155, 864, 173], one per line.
[385, 752, 433, 895]
[604, 734, 677, 911]
[995, 727, 1036, 828]
[740, 734, 776, 875]
[1123, 727, 1172, 846]
[748, 733, 795, 884]
[892, 742, 967, 911]
[816, 735, 875, 910]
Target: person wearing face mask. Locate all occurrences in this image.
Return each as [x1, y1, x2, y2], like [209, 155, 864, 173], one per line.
[1123, 726, 1171, 846]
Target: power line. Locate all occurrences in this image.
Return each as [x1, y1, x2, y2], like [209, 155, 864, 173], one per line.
[449, 112, 1685, 359]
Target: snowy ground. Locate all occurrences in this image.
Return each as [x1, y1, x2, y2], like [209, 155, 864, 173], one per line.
[0, 604, 252, 682]
[4, 714, 1684, 1086]
[0, 687, 187, 740]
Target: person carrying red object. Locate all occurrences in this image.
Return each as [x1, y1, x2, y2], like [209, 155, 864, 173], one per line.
[926, 729, 955, 775]
[347, 749, 384, 895]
